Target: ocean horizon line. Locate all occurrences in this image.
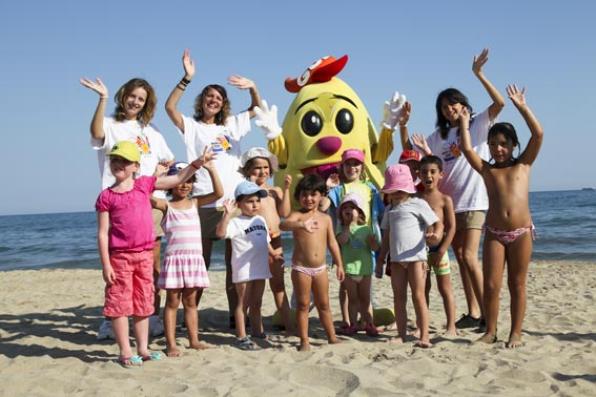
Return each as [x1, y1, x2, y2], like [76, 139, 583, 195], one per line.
[0, 188, 593, 217]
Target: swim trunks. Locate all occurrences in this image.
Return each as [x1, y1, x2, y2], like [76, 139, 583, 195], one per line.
[427, 246, 451, 276]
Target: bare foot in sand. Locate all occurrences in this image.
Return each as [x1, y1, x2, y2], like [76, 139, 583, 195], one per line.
[166, 346, 182, 357]
[475, 332, 498, 344]
[298, 342, 311, 352]
[444, 327, 458, 337]
[328, 336, 341, 344]
[414, 340, 433, 348]
[506, 333, 523, 348]
[189, 341, 210, 350]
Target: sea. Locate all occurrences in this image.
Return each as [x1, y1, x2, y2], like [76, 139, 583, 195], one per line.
[0, 190, 594, 271]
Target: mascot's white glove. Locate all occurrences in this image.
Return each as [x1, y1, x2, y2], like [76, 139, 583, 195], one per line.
[254, 100, 282, 140]
[382, 91, 407, 130]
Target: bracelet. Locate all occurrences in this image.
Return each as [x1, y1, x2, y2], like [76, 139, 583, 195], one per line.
[181, 77, 192, 85]
[100, 96, 108, 100]
[177, 83, 186, 91]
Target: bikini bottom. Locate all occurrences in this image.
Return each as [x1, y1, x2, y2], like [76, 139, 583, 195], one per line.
[485, 224, 536, 245]
[291, 264, 327, 277]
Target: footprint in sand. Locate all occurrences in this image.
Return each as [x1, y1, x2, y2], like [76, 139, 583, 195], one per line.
[288, 365, 360, 395]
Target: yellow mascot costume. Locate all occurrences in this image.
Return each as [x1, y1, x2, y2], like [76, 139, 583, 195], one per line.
[254, 55, 406, 207]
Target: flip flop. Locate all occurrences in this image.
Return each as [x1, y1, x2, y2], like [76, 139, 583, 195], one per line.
[118, 355, 143, 368]
[236, 337, 257, 351]
[141, 351, 163, 362]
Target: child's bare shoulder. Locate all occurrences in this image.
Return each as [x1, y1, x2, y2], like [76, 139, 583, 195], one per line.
[315, 210, 332, 224]
[441, 192, 453, 207]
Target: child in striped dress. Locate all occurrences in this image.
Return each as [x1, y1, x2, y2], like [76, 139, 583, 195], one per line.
[152, 158, 223, 357]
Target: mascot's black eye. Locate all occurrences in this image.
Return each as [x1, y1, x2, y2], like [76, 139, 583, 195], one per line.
[301, 111, 323, 136]
[335, 109, 353, 134]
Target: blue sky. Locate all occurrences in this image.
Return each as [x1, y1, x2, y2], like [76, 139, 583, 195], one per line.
[1, 1, 594, 215]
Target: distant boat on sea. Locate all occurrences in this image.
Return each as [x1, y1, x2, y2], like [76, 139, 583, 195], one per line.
[581, 187, 595, 191]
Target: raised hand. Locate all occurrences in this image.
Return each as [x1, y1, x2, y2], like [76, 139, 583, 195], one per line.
[472, 48, 489, 76]
[326, 173, 340, 189]
[284, 174, 292, 190]
[228, 75, 255, 90]
[382, 91, 407, 129]
[222, 199, 236, 215]
[182, 49, 195, 79]
[398, 101, 411, 126]
[411, 133, 432, 156]
[302, 217, 320, 233]
[193, 145, 217, 169]
[458, 107, 470, 130]
[254, 100, 282, 139]
[506, 84, 527, 108]
[153, 162, 169, 177]
[80, 77, 108, 99]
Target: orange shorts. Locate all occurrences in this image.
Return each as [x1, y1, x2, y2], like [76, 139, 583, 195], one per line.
[103, 250, 155, 318]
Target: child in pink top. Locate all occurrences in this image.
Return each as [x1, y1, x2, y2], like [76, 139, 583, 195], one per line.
[96, 141, 214, 367]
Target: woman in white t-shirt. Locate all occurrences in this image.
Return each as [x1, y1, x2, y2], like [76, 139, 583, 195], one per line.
[406, 49, 505, 329]
[164, 49, 263, 327]
[80, 77, 175, 339]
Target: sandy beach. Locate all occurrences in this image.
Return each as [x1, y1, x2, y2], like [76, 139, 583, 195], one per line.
[0, 260, 594, 396]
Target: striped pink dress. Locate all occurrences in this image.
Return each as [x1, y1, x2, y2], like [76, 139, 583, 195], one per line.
[158, 203, 210, 289]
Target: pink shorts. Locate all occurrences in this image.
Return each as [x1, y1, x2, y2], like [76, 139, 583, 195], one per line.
[103, 250, 155, 318]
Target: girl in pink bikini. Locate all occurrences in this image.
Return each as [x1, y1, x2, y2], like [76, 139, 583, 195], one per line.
[459, 84, 543, 348]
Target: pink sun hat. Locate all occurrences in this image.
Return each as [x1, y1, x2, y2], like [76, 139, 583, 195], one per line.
[382, 164, 416, 194]
[341, 148, 365, 163]
[338, 192, 367, 220]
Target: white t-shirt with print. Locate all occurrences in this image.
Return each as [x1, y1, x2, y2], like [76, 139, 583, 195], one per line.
[381, 197, 439, 262]
[426, 108, 494, 213]
[90, 117, 174, 198]
[180, 112, 251, 207]
[225, 215, 272, 283]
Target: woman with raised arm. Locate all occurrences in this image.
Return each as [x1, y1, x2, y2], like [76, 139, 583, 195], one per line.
[402, 49, 505, 330]
[164, 49, 263, 328]
[80, 76, 174, 340]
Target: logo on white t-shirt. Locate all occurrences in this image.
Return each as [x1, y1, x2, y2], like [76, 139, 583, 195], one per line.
[135, 133, 152, 156]
[441, 138, 461, 163]
[211, 134, 232, 153]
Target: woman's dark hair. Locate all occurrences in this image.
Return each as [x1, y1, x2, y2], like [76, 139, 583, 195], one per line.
[294, 174, 327, 201]
[113, 78, 156, 126]
[435, 88, 473, 139]
[193, 84, 231, 125]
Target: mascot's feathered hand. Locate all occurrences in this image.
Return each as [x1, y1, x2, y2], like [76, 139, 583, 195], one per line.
[254, 100, 282, 140]
[382, 91, 407, 130]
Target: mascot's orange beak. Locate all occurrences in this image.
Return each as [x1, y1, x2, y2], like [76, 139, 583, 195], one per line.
[285, 55, 348, 93]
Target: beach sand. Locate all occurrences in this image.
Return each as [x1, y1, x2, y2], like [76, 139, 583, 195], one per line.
[0, 260, 595, 396]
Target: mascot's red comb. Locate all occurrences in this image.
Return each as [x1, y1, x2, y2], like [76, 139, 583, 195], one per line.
[284, 55, 348, 93]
